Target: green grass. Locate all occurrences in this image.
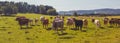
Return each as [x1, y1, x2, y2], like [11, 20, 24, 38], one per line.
[0, 13, 120, 43]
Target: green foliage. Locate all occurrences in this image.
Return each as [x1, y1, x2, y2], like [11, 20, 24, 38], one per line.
[0, 1, 57, 16]
[47, 9, 58, 15]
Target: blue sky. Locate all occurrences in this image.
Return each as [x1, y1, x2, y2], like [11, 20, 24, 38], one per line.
[0, 0, 120, 11]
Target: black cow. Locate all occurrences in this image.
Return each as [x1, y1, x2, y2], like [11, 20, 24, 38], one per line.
[73, 18, 83, 31]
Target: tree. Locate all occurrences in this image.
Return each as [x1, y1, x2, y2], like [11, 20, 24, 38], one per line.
[47, 9, 58, 15]
[0, 1, 58, 15]
[73, 11, 78, 16]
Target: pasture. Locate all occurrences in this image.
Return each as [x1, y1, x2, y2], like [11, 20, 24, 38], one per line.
[0, 13, 120, 43]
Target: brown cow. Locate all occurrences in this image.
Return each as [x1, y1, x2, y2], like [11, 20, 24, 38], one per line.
[103, 17, 109, 25]
[83, 19, 88, 28]
[52, 17, 64, 34]
[16, 16, 30, 29]
[92, 18, 95, 23]
[43, 19, 49, 28]
[35, 18, 39, 25]
[40, 16, 45, 24]
[109, 18, 120, 27]
[67, 17, 74, 29]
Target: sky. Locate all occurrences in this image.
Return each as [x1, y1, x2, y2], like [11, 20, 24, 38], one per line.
[0, 0, 120, 11]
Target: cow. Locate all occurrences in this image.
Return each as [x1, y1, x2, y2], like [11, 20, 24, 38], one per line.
[92, 18, 95, 23]
[16, 16, 26, 21]
[83, 19, 88, 28]
[52, 17, 64, 34]
[109, 18, 120, 27]
[35, 18, 39, 25]
[73, 18, 83, 31]
[40, 16, 45, 24]
[16, 16, 30, 29]
[94, 19, 101, 27]
[103, 17, 109, 25]
[66, 17, 74, 29]
[42, 19, 49, 28]
[29, 18, 34, 26]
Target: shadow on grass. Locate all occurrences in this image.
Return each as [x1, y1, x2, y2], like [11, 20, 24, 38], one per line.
[70, 28, 79, 31]
[108, 26, 114, 28]
[21, 27, 32, 29]
[71, 28, 87, 32]
[59, 35, 75, 39]
[99, 27, 106, 29]
[58, 33, 68, 36]
[0, 29, 7, 31]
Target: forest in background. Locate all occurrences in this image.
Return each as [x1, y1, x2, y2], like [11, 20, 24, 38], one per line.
[0, 1, 58, 16]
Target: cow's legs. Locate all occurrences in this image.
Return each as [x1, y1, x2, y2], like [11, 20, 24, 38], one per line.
[55, 28, 58, 34]
[80, 25, 82, 31]
[43, 24, 45, 28]
[75, 25, 78, 29]
[60, 27, 64, 34]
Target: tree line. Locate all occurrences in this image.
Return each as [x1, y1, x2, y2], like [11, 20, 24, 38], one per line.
[0, 1, 58, 16]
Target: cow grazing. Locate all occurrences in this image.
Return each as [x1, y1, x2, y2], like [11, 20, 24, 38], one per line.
[73, 18, 83, 31]
[16, 16, 30, 29]
[67, 17, 74, 29]
[52, 17, 64, 34]
[109, 18, 120, 27]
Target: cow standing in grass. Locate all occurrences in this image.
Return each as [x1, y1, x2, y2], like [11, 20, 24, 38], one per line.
[103, 17, 109, 25]
[16, 16, 30, 29]
[109, 18, 120, 27]
[52, 16, 64, 34]
[67, 17, 74, 29]
[83, 19, 88, 28]
[40, 16, 45, 24]
[42, 19, 49, 28]
[35, 18, 39, 25]
[73, 18, 83, 31]
[92, 18, 95, 23]
[94, 19, 101, 27]
[29, 18, 34, 26]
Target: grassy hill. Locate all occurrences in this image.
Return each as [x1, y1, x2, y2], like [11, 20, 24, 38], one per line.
[0, 13, 120, 43]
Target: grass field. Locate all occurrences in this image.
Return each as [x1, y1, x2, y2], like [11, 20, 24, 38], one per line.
[0, 13, 120, 43]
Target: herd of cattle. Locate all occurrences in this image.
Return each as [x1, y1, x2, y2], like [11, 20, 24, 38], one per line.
[15, 16, 120, 33]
